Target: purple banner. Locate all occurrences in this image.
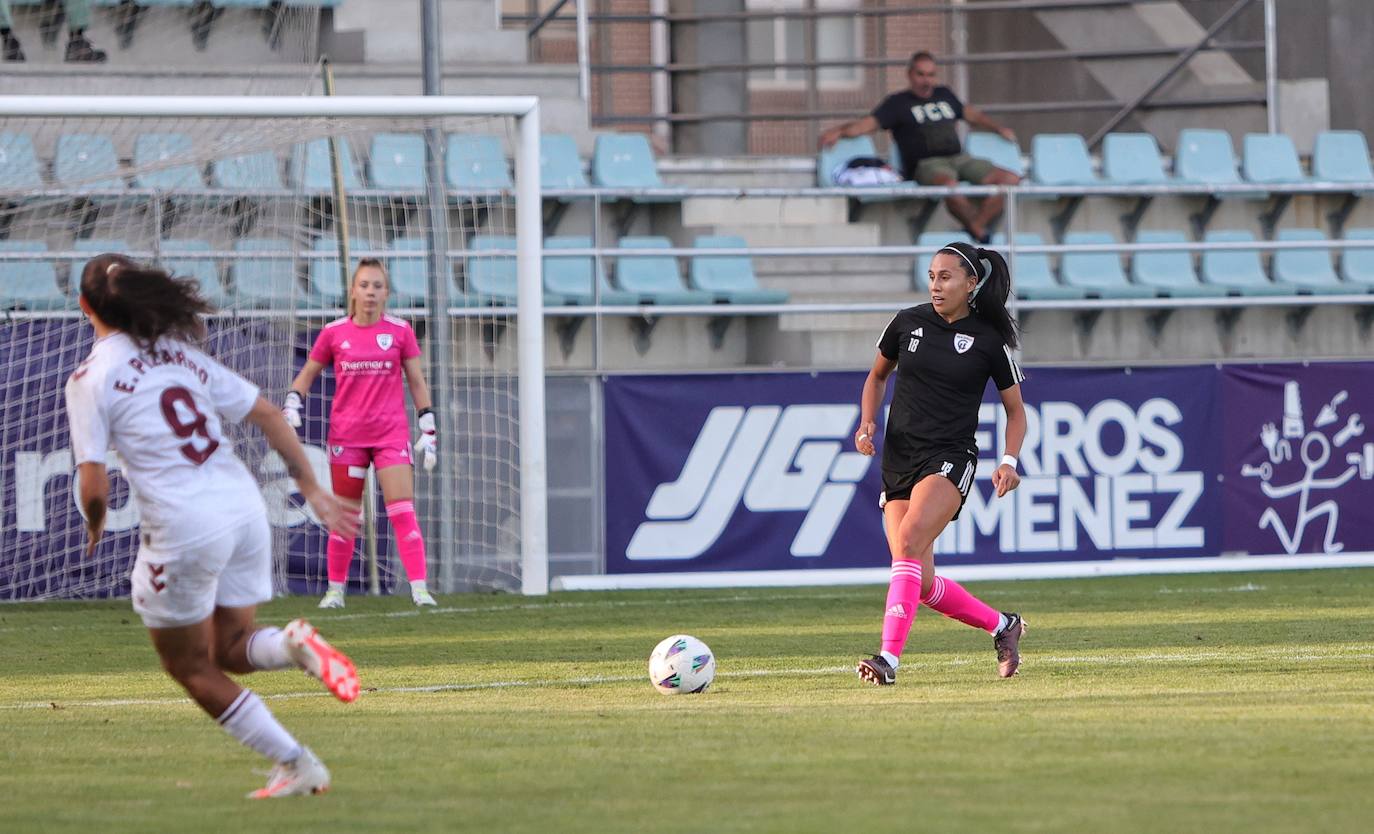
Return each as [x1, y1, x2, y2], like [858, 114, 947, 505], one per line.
[605, 364, 1371, 574]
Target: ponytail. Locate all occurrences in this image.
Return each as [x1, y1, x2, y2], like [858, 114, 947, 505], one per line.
[938, 241, 1019, 349]
[79, 253, 212, 354]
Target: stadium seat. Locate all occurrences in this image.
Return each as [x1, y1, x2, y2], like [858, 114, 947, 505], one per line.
[965, 132, 1024, 178]
[1242, 133, 1307, 184]
[818, 136, 879, 187]
[54, 134, 124, 191]
[991, 232, 1086, 300]
[615, 237, 713, 305]
[1102, 133, 1171, 185]
[1130, 231, 1214, 298]
[133, 133, 205, 191]
[0, 132, 44, 192]
[307, 237, 348, 308]
[1272, 228, 1347, 294]
[0, 241, 69, 311]
[541, 134, 589, 191]
[369, 133, 426, 191]
[1339, 228, 1374, 289]
[230, 238, 300, 308]
[1030, 134, 1098, 187]
[212, 151, 285, 191]
[1312, 131, 1374, 184]
[447, 134, 512, 192]
[543, 236, 637, 305]
[290, 138, 362, 192]
[1060, 232, 1155, 298]
[591, 134, 677, 202]
[159, 239, 228, 309]
[465, 236, 561, 306]
[1200, 230, 1296, 296]
[689, 236, 788, 304]
[914, 231, 973, 289]
[1174, 129, 1242, 185]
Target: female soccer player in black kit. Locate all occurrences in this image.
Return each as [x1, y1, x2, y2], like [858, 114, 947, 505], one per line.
[855, 241, 1028, 685]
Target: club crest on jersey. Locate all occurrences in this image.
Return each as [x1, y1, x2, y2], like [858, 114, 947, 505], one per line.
[376, 334, 394, 351]
[953, 333, 975, 354]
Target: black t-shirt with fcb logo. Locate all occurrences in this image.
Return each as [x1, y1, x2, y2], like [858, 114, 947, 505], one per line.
[871, 86, 965, 181]
[876, 303, 1024, 473]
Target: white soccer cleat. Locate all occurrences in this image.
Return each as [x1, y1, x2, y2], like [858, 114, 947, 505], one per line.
[284, 618, 360, 703]
[412, 589, 437, 607]
[317, 589, 345, 609]
[248, 747, 330, 799]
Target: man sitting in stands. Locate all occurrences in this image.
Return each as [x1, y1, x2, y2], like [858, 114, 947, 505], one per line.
[1, 0, 106, 63]
[819, 50, 1019, 243]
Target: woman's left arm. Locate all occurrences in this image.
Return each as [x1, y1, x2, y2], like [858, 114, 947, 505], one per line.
[402, 356, 433, 412]
[992, 384, 1026, 498]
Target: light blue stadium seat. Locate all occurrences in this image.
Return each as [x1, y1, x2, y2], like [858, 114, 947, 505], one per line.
[965, 132, 1024, 177]
[1312, 131, 1374, 185]
[290, 138, 362, 192]
[1242, 133, 1307, 184]
[133, 133, 205, 191]
[1340, 229, 1374, 289]
[387, 237, 441, 308]
[818, 136, 879, 187]
[991, 232, 1086, 300]
[591, 134, 678, 202]
[544, 236, 637, 305]
[1200, 230, 1296, 296]
[1175, 129, 1242, 185]
[615, 237, 713, 305]
[369, 133, 426, 191]
[1060, 232, 1155, 298]
[1272, 228, 1347, 294]
[55, 134, 124, 191]
[466, 236, 562, 306]
[0, 132, 44, 192]
[1102, 133, 1171, 185]
[209, 1, 273, 8]
[212, 151, 284, 191]
[541, 133, 589, 191]
[1130, 231, 1214, 298]
[1030, 134, 1098, 187]
[689, 235, 788, 304]
[160, 239, 227, 308]
[307, 237, 347, 308]
[914, 231, 973, 289]
[447, 134, 512, 192]
[0, 241, 68, 311]
[231, 238, 300, 308]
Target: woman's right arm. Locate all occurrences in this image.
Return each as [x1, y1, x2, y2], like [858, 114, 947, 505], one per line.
[856, 352, 897, 456]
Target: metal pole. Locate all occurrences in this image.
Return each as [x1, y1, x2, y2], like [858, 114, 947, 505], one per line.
[1005, 187, 1022, 362]
[516, 105, 550, 595]
[577, 0, 592, 103]
[805, 0, 819, 153]
[1263, 0, 1278, 135]
[951, 0, 970, 105]
[650, 0, 671, 148]
[421, 0, 459, 593]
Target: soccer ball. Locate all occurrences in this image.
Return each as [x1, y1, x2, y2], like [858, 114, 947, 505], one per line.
[648, 634, 716, 695]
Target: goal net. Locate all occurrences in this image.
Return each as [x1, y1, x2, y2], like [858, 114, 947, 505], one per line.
[0, 95, 548, 602]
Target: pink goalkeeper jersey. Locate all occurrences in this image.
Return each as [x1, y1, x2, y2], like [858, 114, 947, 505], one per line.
[309, 314, 421, 447]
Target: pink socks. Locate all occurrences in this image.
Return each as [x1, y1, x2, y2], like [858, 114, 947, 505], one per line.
[325, 530, 355, 584]
[923, 575, 1002, 633]
[385, 500, 428, 583]
[880, 560, 923, 660]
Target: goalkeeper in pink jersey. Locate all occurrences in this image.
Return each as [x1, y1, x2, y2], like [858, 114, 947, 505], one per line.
[283, 258, 439, 608]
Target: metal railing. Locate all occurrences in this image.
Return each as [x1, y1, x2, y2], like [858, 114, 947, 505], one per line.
[510, 0, 1272, 154]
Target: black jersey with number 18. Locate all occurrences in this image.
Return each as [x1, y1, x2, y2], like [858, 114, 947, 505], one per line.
[876, 303, 1024, 474]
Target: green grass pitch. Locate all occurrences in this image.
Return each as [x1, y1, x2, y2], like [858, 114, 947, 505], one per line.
[2, 569, 1372, 833]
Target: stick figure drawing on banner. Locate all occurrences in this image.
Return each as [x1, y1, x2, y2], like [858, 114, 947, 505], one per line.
[1257, 432, 1356, 554]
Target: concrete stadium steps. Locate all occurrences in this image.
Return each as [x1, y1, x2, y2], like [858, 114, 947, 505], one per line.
[680, 196, 849, 229]
[332, 0, 526, 65]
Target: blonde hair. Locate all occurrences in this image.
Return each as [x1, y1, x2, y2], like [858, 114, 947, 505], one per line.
[347, 257, 390, 318]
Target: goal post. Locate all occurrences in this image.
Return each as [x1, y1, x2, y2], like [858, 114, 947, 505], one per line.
[0, 95, 549, 599]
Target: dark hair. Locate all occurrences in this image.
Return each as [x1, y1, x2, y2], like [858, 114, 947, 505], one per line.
[938, 241, 1019, 349]
[79, 253, 212, 354]
[908, 51, 937, 70]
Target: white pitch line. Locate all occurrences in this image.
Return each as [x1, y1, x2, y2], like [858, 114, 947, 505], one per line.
[4, 647, 1370, 712]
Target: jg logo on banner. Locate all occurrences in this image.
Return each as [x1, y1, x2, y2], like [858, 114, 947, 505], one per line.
[603, 368, 1223, 575]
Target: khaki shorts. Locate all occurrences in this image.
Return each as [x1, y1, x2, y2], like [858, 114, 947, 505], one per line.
[914, 153, 997, 186]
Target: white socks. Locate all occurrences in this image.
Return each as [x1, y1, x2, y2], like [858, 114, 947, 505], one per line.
[992, 613, 1010, 636]
[880, 650, 900, 669]
[328, 581, 346, 594]
[410, 579, 428, 595]
[217, 689, 302, 764]
[245, 627, 293, 671]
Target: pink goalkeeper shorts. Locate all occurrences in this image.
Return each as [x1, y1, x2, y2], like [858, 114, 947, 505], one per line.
[328, 443, 413, 472]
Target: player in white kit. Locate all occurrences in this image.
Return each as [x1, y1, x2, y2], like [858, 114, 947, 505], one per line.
[64, 253, 362, 798]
